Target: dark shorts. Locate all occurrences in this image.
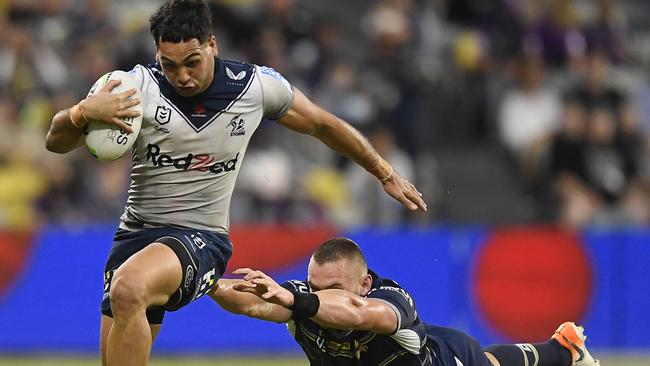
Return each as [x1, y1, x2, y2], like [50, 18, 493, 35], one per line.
[101, 227, 232, 324]
[426, 325, 492, 366]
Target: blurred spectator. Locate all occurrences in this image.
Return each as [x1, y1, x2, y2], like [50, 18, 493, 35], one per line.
[1, 0, 647, 228]
[344, 126, 416, 226]
[521, 0, 586, 66]
[0, 126, 47, 230]
[584, 107, 646, 224]
[498, 54, 560, 184]
[235, 145, 294, 223]
[618, 103, 644, 177]
[550, 103, 647, 227]
[567, 50, 625, 115]
[549, 99, 592, 227]
[316, 62, 375, 128]
[362, 0, 428, 156]
[446, 30, 490, 142]
[582, 0, 627, 63]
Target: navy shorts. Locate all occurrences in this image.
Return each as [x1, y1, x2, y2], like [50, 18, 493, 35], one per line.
[426, 325, 492, 366]
[101, 227, 232, 324]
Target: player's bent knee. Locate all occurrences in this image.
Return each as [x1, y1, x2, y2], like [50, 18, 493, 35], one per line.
[109, 273, 148, 315]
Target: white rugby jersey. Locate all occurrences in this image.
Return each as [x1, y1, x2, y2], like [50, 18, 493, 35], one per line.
[105, 58, 294, 234]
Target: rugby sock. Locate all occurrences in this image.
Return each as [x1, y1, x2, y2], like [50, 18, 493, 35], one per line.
[484, 339, 572, 366]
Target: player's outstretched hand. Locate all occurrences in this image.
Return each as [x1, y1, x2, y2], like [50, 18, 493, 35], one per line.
[382, 171, 427, 211]
[232, 268, 295, 308]
[81, 79, 141, 133]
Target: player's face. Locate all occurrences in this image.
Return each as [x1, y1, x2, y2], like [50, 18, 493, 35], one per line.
[157, 36, 218, 97]
[307, 258, 370, 296]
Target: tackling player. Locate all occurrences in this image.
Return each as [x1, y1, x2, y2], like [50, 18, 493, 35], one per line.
[213, 238, 599, 366]
[44, 1, 426, 365]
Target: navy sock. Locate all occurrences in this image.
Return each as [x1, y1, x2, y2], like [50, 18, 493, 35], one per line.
[484, 339, 572, 366]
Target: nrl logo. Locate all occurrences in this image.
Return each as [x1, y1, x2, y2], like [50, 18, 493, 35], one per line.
[155, 105, 171, 125]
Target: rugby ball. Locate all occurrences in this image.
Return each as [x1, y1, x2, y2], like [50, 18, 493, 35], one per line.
[84, 70, 143, 161]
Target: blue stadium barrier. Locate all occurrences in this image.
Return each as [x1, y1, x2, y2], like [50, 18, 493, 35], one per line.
[0, 224, 648, 354]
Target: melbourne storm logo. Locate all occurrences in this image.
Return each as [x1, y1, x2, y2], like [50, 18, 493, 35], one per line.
[146, 143, 239, 174]
[229, 115, 246, 136]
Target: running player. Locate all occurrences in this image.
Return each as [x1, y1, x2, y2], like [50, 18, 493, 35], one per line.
[213, 237, 599, 366]
[44, 1, 426, 365]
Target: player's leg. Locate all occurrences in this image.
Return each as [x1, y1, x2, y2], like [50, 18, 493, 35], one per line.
[106, 243, 182, 366]
[425, 325, 493, 366]
[100, 315, 162, 366]
[484, 341, 570, 366]
[483, 322, 599, 366]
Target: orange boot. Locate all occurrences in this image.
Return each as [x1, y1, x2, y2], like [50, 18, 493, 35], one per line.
[551, 322, 600, 366]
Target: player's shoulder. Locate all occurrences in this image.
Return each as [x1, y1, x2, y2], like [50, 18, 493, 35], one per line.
[369, 270, 404, 291]
[254, 64, 292, 90]
[215, 58, 255, 87]
[220, 58, 256, 76]
[367, 272, 414, 304]
[210, 58, 258, 97]
[138, 62, 165, 83]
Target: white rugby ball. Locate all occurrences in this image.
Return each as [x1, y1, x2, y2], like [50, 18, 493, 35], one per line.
[84, 70, 143, 161]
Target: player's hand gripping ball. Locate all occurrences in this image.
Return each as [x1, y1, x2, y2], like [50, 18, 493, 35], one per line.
[84, 70, 143, 161]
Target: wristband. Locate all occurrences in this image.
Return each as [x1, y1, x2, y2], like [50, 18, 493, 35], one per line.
[69, 102, 88, 129]
[379, 165, 394, 183]
[367, 157, 394, 182]
[280, 283, 320, 318]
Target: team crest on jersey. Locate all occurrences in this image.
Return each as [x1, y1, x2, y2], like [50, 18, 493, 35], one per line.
[229, 115, 246, 136]
[155, 105, 172, 125]
[226, 67, 246, 80]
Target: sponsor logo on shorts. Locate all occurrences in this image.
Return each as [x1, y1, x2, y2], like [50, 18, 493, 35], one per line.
[190, 234, 207, 250]
[146, 143, 239, 174]
[193, 268, 217, 300]
[102, 270, 113, 300]
[184, 265, 194, 290]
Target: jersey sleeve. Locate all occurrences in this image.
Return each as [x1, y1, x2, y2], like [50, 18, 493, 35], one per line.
[366, 283, 417, 333]
[256, 65, 294, 120]
[127, 65, 146, 91]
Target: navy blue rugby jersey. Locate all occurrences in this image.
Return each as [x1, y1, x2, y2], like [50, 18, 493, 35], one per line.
[282, 271, 435, 365]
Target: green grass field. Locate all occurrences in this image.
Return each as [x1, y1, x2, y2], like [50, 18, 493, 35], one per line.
[0, 354, 649, 365]
[0, 357, 306, 366]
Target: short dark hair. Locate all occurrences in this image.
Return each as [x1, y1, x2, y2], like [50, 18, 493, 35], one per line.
[149, 0, 213, 47]
[312, 238, 367, 270]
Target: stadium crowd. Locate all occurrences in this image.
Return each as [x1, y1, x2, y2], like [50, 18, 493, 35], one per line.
[1, 0, 650, 230]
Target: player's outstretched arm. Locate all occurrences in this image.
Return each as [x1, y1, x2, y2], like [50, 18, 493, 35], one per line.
[209, 278, 292, 323]
[234, 268, 398, 334]
[311, 289, 398, 334]
[45, 80, 140, 154]
[276, 88, 427, 212]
